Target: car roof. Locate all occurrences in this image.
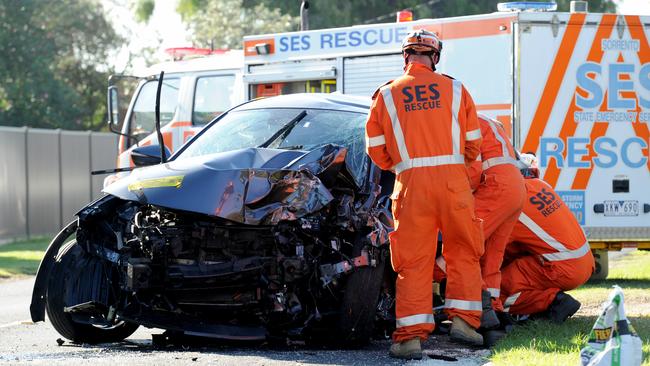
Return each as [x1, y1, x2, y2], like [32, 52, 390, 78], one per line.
[236, 93, 371, 114]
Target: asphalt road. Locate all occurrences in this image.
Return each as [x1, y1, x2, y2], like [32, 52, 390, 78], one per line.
[0, 277, 489, 366]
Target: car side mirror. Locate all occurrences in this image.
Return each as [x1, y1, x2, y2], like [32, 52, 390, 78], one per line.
[107, 85, 120, 132]
[131, 144, 172, 167]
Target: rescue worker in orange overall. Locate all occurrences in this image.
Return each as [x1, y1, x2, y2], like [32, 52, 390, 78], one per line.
[499, 154, 594, 322]
[466, 115, 526, 329]
[365, 29, 485, 359]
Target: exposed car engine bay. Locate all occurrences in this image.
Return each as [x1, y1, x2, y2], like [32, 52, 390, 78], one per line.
[39, 144, 396, 345]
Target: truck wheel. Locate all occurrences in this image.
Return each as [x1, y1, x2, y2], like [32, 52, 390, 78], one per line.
[46, 240, 139, 344]
[590, 250, 609, 281]
[336, 248, 387, 348]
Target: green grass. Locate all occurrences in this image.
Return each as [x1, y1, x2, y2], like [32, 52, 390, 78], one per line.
[0, 237, 50, 278]
[490, 250, 650, 365]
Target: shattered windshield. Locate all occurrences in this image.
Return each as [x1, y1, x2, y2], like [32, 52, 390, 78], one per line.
[177, 108, 368, 183]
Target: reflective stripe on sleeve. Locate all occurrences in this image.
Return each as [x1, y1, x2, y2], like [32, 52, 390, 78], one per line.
[466, 128, 481, 141]
[396, 313, 435, 328]
[380, 87, 411, 164]
[393, 154, 465, 175]
[519, 212, 569, 253]
[444, 299, 482, 312]
[503, 292, 521, 313]
[436, 256, 447, 274]
[486, 119, 509, 158]
[366, 134, 386, 147]
[542, 241, 591, 261]
[519, 213, 590, 261]
[482, 156, 518, 170]
[451, 80, 462, 155]
[488, 288, 500, 298]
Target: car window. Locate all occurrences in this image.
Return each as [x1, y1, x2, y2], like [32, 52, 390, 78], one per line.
[193, 75, 236, 126]
[178, 108, 368, 184]
[129, 79, 180, 140]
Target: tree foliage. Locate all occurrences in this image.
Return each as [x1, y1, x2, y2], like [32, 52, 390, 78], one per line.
[178, 0, 298, 49]
[247, 0, 616, 29]
[134, 0, 299, 49]
[134, 0, 618, 49]
[0, 0, 122, 130]
[555, 0, 616, 13]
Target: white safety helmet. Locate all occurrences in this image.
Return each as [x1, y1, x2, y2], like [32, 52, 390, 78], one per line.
[517, 152, 539, 179]
[401, 29, 442, 69]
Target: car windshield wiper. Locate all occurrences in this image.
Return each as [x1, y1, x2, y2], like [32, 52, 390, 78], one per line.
[277, 145, 304, 150]
[257, 110, 307, 148]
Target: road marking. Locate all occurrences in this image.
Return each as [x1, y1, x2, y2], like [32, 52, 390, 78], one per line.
[0, 319, 33, 329]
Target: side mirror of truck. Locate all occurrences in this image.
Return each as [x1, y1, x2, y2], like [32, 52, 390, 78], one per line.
[131, 145, 172, 167]
[107, 85, 120, 133]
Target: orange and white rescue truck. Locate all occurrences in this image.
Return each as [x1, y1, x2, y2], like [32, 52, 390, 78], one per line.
[241, 1, 650, 277]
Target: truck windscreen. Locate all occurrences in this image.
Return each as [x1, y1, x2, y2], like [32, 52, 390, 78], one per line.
[129, 78, 181, 140]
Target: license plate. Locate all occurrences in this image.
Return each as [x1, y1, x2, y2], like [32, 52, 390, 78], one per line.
[603, 200, 639, 216]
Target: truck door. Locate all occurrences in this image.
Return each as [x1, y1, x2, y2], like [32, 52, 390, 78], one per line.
[121, 78, 181, 151]
[517, 13, 650, 240]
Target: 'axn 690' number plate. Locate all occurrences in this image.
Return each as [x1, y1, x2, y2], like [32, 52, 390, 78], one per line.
[603, 200, 639, 216]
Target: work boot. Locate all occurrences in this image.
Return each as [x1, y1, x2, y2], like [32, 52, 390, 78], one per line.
[496, 311, 517, 333]
[482, 329, 507, 347]
[389, 338, 422, 360]
[449, 317, 484, 346]
[480, 290, 500, 329]
[548, 292, 581, 324]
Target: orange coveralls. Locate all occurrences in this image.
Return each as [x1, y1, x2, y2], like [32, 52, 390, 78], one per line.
[499, 178, 594, 315]
[468, 116, 526, 310]
[366, 63, 484, 342]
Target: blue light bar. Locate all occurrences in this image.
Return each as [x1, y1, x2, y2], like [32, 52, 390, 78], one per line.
[497, 2, 558, 12]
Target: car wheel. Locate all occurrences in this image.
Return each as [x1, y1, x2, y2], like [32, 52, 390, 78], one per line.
[589, 250, 609, 281]
[46, 240, 139, 344]
[336, 247, 387, 348]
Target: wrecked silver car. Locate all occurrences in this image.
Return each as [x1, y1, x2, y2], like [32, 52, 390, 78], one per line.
[30, 94, 396, 347]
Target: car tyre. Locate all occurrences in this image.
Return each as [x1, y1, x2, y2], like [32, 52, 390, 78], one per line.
[589, 250, 608, 281]
[46, 240, 139, 344]
[336, 248, 387, 348]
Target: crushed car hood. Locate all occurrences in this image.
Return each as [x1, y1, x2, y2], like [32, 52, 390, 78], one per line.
[103, 145, 353, 225]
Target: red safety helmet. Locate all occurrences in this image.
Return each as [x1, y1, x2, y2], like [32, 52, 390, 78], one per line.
[401, 29, 442, 56]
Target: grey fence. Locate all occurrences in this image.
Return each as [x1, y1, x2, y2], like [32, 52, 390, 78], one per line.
[0, 126, 118, 241]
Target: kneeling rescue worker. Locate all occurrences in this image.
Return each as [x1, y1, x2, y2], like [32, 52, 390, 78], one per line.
[365, 29, 485, 360]
[499, 154, 594, 322]
[468, 115, 526, 329]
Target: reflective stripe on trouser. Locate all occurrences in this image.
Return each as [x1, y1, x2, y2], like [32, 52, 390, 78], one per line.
[390, 165, 484, 341]
[396, 313, 435, 328]
[474, 164, 526, 311]
[499, 251, 594, 314]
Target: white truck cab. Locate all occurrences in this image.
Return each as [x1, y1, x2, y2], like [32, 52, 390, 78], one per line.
[106, 48, 244, 185]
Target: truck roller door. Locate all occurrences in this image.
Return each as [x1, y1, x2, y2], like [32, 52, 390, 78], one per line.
[343, 54, 403, 96]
